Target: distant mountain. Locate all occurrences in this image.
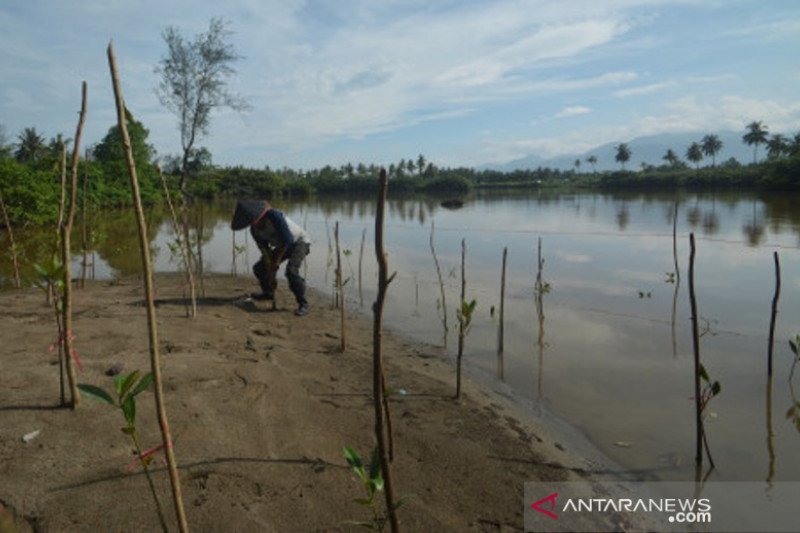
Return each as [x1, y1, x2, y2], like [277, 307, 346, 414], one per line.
[480, 131, 753, 172]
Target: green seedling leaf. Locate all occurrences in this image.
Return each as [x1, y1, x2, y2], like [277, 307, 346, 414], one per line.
[33, 263, 49, 279]
[698, 364, 710, 383]
[711, 381, 721, 396]
[343, 446, 368, 483]
[119, 370, 141, 399]
[130, 372, 154, 397]
[790, 340, 798, 355]
[122, 394, 136, 426]
[395, 494, 414, 509]
[368, 447, 382, 484]
[113, 374, 126, 396]
[77, 384, 115, 405]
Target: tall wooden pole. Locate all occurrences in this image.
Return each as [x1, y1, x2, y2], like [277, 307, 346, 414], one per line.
[372, 169, 400, 532]
[688, 233, 702, 467]
[767, 252, 781, 377]
[108, 42, 189, 532]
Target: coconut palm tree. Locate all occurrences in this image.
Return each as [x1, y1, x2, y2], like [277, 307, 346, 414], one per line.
[662, 149, 680, 167]
[742, 121, 768, 164]
[766, 134, 787, 160]
[686, 142, 703, 169]
[701, 134, 723, 167]
[585, 155, 598, 173]
[15, 127, 46, 162]
[615, 143, 631, 170]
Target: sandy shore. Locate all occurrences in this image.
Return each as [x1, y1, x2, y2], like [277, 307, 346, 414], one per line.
[1, 273, 620, 532]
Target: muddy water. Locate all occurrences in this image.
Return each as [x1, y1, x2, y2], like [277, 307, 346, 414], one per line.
[3, 189, 800, 482]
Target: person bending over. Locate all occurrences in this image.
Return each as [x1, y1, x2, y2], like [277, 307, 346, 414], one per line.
[231, 200, 310, 316]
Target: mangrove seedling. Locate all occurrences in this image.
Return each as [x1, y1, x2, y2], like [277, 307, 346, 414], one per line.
[342, 446, 410, 531]
[78, 372, 169, 532]
[455, 299, 477, 400]
[33, 256, 69, 405]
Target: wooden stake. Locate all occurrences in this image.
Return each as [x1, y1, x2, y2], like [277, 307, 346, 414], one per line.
[456, 238, 466, 399]
[335, 221, 346, 351]
[767, 251, 781, 377]
[498, 246, 507, 380]
[429, 221, 448, 348]
[359, 227, 366, 307]
[61, 82, 87, 410]
[372, 169, 400, 532]
[108, 41, 189, 533]
[688, 233, 702, 467]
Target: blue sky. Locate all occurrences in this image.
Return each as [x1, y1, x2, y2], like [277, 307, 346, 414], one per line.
[1, 0, 798, 169]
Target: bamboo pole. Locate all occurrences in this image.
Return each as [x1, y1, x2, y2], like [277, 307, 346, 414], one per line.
[372, 169, 400, 532]
[498, 246, 507, 380]
[767, 252, 781, 377]
[688, 233, 702, 467]
[456, 238, 466, 399]
[108, 42, 189, 532]
[335, 221, 346, 351]
[0, 192, 21, 288]
[158, 169, 197, 318]
[80, 150, 88, 289]
[61, 82, 87, 410]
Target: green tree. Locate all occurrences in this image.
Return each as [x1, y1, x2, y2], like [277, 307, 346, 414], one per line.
[585, 155, 597, 173]
[686, 142, 703, 169]
[743, 121, 768, 164]
[766, 134, 787, 160]
[93, 116, 159, 203]
[14, 127, 46, 163]
[0, 123, 12, 158]
[701, 134, 723, 167]
[615, 143, 631, 170]
[417, 154, 426, 176]
[156, 17, 249, 194]
[662, 148, 680, 167]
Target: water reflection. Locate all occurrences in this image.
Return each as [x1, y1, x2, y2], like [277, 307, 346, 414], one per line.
[4, 190, 800, 484]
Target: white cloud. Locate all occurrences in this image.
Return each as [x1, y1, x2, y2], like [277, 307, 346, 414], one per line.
[555, 106, 592, 118]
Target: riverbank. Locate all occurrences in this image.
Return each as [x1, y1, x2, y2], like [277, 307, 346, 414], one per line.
[1, 273, 630, 531]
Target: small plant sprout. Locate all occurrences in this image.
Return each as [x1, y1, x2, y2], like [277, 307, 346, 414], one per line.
[456, 299, 477, 400]
[78, 372, 169, 532]
[342, 446, 410, 531]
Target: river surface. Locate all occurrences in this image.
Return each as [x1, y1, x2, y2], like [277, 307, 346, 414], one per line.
[3, 189, 799, 482]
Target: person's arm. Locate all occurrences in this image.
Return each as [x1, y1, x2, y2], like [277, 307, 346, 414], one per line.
[266, 210, 294, 265]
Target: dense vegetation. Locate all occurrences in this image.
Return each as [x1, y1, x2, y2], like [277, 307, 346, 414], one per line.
[1, 119, 798, 226]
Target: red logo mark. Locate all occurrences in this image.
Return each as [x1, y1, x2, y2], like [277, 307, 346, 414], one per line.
[531, 492, 559, 520]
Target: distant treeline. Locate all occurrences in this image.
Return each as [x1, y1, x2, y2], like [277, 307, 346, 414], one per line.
[1, 120, 799, 226]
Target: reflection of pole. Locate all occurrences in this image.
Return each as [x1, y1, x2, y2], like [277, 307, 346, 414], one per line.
[766, 375, 775, 485]
[767, 252, 781, 377]
[671, 278, 680, 358]
[498, 246, 507, 380]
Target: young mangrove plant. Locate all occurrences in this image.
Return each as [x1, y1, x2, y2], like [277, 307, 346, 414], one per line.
[688, 233, 721, 470]
[78, 371, 168, 532]
[158, 168, 197, 317]
[342, 446, 410, 531]
[371, 168, 401, 531]
[455, 238, 476, 400]
[429, 221, 448, 349]
[33, 256, 69, 405]
[108, 41, 189, 532]
[60, 81, 88, 410]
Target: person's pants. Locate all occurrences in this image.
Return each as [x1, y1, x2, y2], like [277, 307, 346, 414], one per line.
[253, 241, 310, 305]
